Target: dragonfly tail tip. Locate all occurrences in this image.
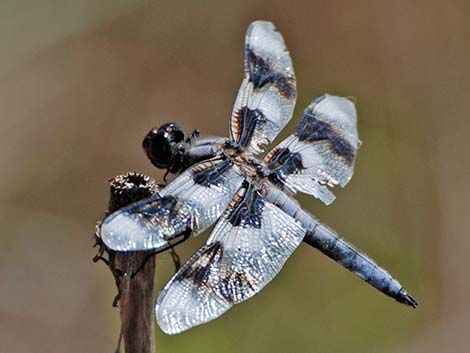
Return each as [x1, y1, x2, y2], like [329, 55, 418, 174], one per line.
[397, 288, 418, 308]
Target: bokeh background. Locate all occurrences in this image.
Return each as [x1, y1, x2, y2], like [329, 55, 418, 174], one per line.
[0, 1, 468, 352]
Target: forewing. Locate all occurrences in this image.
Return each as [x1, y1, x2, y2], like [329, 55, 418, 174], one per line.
[100, 158, 244, 251]
[230, 21, 297, 154]
[155, 182, 306, 334]
[263, 95, 360, 205]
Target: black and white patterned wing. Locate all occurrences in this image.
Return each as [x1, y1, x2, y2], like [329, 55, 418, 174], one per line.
[263, 95, 360, 205]
[100, 158, 244, 251]
[155, 182, 306, 334]
[230, 21, 296, 155]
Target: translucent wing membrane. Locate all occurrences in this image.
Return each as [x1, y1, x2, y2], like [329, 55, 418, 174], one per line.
[230, 21, 297, 154]
[155, 182, 306, 334]
[263, 95, 360, 205]
[100, 158, 244, 251]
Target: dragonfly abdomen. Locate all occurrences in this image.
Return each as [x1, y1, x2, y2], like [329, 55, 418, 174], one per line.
[262, 184, 418, 308]
[304, 224, 417, 308]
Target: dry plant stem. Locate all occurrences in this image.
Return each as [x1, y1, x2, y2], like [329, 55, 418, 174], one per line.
[97, 173, 161, 353]
[115, 252, 156, 353]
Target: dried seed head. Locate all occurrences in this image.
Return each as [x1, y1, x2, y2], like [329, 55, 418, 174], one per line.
[107, 172, 160, 213]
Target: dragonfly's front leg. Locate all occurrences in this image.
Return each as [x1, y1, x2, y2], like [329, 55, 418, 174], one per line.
[185, 129, 200, 143]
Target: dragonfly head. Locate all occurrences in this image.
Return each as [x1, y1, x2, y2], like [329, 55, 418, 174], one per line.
[143, 122, 186, 172]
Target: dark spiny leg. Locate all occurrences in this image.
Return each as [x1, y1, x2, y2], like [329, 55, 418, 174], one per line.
[93, 223, 111, 265]
[130, 229, 191, 278]
[109, 253, 126, 307]
[112, 275, 123, 308]
[169, 246, 181, 272]
[92, 246, 110, 266]
[94, 255, 110, 266]
[130, 251, 158, 279]
[163, 168, 171, 184]
[169, 228, 190, 272]
[185, 129, 200, 143]
[167, 145, 186, 179]
[163, 153, 179, 183]
[93, 229, 123, 305]
[93, 254, 107, 264]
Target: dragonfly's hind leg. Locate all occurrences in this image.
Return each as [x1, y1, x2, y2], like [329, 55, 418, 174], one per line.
[130, 229, 191, 278]
[169, 246, 181, 272]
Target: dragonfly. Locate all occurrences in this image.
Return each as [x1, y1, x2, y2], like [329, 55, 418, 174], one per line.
[100, 20, 417, 335]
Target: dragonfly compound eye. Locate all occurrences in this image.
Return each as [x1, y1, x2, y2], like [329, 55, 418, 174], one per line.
[142, 122, 185, 169]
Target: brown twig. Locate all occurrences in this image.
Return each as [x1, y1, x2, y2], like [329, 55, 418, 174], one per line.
[94, 173, 161, 353]
[114, 251, 156, 353]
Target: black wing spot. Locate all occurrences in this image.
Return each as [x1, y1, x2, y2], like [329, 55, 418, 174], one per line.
[266, 148, 304, 188]
[219, 271, 255, 302]
[234, 107, 266, 148]
[137, 196, 176, 220]
[272, 73, 296, 99]
[296, 113, 355, 165]
[246, 49, 295, 99]
[192, 159, 233, 187]
[265, 147, 304, 171]
[247, 48, 273, 88]
[228, 183, 265, 229]
[175, 241, 224, 285]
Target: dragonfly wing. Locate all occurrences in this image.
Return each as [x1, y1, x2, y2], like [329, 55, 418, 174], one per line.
[230, 21, 297, 154]
[101, 158, 244, 251]
[155, 182, 306, 334]
[264, 95, 360, 205]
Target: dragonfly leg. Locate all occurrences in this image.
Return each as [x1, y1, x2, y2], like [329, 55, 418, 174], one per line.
[169, 246, 181, 272]
[130, 229, 191, 278]
[185, 129, 200, 143]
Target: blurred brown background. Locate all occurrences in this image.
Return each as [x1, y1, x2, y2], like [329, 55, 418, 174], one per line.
[0, 1, 468, 352]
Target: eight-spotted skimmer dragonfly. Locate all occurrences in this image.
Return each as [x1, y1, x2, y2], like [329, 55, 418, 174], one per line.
[100, 21, 417, 335]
